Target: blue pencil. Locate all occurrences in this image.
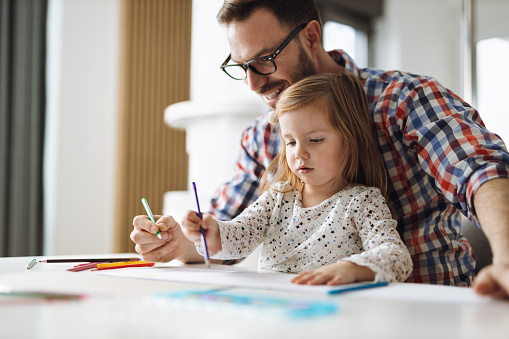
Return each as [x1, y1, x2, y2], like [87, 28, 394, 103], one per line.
[192, 182, 211, 268]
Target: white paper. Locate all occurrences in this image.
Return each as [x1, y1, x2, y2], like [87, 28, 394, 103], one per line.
[0, 270, 215, 297]
[97, 264, 385, 295]
[346, 281, 492, 304]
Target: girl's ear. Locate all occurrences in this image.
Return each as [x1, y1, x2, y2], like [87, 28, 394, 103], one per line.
[301, 20, 322, 54]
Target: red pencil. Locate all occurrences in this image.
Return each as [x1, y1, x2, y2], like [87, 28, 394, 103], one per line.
[66, 262, 99, 272]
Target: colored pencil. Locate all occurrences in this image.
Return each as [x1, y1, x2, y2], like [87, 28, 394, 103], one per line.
[26, 258, 37, 270]
[94, 261, 154, 271]
[39, 257, 140, 263]
[66, 262, 100, 272]
[192, 182, 211, 268]
[142, 198, 162, 240]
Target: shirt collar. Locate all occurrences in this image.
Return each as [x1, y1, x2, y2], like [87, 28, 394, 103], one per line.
[327, 49, 362, 77]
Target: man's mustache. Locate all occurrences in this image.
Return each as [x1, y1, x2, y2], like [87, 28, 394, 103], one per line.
[256, 81, 287, 95]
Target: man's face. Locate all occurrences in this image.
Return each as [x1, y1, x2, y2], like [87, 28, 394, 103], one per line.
[226, 9, 317, 108]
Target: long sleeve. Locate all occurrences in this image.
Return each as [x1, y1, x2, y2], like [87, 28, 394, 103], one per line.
[387, 76, 509, 226]
[211, 189, 277, 260]
[211, 184, 412, 281]
[342, 188, 413, 283]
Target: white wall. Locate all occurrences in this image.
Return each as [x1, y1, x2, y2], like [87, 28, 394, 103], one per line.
[372, 0, 462, 95]
[476, 0, 509, 41]
[190, 0, 260, 104]
[44, 0, 120, 255]
[163, 0, 264, 222]
[372, 0, 509, 99]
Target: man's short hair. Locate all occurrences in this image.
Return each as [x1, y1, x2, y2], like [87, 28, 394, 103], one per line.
[217, 0, 322, 31]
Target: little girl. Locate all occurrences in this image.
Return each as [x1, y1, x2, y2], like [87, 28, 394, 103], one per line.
[182, 72, 412, 285]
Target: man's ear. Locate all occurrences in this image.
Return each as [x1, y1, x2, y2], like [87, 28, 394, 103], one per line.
[301, 20, 322, 54]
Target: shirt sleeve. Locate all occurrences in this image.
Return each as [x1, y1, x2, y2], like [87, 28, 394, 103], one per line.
[395, 77, 509, 225]
[209, 189, 277, 260]
[342, 188, 413, 283]
[208, 111, 278, 221]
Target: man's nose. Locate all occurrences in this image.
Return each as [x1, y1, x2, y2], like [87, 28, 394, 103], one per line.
[245, 69, 267, 92]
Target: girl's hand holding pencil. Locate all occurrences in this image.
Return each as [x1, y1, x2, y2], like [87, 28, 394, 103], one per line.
[181, 210, 222, 256]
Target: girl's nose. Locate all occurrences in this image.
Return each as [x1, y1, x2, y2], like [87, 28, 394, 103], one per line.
[295, 146, 309, 160]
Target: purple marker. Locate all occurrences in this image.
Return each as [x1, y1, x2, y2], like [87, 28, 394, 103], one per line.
[192, 182, 211, 268]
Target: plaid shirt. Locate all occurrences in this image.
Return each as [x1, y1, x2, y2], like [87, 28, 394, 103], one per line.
[209, 50, 509, 286]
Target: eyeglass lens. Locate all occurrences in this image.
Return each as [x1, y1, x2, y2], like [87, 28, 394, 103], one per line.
[226, 58, 275, 79]
[222, 23, 307, 80]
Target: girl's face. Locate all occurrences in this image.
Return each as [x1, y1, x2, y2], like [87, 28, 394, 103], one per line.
[279, 106, 346, 194]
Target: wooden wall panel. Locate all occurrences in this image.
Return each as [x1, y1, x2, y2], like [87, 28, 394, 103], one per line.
[115, 0, 190, 252]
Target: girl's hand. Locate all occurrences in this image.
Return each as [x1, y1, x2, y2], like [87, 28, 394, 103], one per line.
[181, 210, 222, 254]
[291, 261, 375, 285]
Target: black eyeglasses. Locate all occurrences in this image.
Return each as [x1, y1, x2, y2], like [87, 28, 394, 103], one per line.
[220, 23, 308, 80]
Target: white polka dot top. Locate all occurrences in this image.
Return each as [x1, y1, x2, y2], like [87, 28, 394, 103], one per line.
[211, 183, 413, 283]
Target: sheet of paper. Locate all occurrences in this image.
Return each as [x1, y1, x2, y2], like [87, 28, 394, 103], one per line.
[345, 282, 492, 304]
[97, 264, 386, 295]
[0, 270, 219, 297]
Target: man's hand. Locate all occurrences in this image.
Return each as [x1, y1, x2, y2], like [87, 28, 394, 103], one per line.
[474, 263, 509, 299]
[130, 214, 204, 263]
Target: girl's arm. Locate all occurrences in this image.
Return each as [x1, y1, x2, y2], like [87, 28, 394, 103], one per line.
[342, 187, 413, 283]
[208, 188, 278, 260]
[293, 187, 412, 286]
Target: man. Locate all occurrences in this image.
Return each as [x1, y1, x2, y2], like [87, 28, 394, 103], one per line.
[131, 0, 509, 298]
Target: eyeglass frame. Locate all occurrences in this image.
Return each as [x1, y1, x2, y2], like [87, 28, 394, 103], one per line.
[220, 22, 308, 80]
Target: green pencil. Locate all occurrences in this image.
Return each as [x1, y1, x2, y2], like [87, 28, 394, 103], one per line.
[141, 198, 162, 240]
[26, 258, 37, 270]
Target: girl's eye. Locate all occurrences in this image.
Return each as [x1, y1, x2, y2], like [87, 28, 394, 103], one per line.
[286, 141, 296, 146]
[310, 138, 324, 143]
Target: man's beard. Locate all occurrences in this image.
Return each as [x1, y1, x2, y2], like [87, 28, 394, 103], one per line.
[295, 43, 317, 82]
[259, 44, 317, 109]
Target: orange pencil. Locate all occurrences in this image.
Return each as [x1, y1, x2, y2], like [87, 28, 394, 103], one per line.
[93, 261, 154, 271]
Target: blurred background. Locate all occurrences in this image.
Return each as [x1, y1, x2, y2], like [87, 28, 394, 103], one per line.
[1, 0, 508, 257]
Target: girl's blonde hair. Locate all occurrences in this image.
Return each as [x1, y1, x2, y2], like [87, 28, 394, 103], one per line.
[260, 72, 392, 213]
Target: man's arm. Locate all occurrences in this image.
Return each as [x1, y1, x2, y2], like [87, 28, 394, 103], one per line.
[473, 178, 509, 298]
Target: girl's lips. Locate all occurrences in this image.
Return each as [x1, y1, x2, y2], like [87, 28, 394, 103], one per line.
[298, 167, 313, 174]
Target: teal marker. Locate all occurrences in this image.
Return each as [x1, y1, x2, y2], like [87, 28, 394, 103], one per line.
[141, 198, 162, 240]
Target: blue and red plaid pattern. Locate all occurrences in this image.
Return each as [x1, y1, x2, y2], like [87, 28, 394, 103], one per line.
[209, 50, 509, 286]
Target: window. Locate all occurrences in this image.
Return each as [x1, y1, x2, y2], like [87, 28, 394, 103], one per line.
[323, 21, 368, 68]
[476, 37, 509, 144]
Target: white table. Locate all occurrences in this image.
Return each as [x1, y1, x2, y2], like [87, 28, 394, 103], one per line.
[1, 254, 509, 339]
